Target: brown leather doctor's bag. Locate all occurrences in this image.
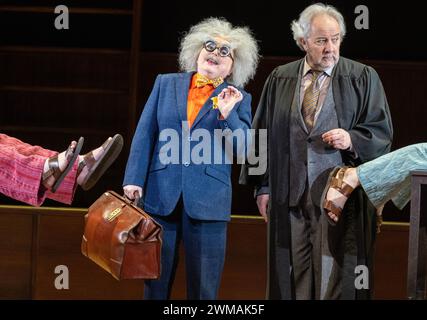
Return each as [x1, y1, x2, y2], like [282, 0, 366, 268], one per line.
[81, 190, 162, 280]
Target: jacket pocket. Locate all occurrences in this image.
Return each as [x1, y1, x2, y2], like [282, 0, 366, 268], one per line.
[205, 166, 230, 186]
[149, 161, 167, 172]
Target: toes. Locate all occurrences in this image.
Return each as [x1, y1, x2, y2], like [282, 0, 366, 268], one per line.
[328, 212, 338, 222]
[65, 141, 77, 161]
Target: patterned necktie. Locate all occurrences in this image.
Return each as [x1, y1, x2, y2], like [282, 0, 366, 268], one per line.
[302, 70, 322, 131]
[195, 73, 223, 88]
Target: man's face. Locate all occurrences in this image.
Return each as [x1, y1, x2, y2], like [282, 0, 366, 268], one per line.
[300, 14, 341, 70]
[196, 37, 234, 80]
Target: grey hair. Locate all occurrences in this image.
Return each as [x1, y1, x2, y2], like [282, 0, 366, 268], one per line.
[291, 3, 346, 51]
[179, 17, 259, 88]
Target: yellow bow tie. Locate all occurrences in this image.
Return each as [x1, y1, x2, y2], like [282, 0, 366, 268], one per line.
[195, 74, 223, 88]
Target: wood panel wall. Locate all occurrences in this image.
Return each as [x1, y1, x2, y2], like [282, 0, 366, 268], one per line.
[0, 206, 409, 299]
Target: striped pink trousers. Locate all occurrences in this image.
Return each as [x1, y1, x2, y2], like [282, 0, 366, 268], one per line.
[0, 134, 78, 206]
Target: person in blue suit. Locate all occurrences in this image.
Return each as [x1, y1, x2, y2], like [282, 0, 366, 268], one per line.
[123, 17, 259, 299]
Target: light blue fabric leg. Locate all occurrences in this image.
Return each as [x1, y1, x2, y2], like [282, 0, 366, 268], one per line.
[357, 143, 427, 209]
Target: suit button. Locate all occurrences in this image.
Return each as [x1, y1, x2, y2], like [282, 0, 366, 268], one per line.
[187, 136, 192, 141]
[224, 122, 228, 128]
[184, 162, 190, 167]
[307, 137, 312, 143]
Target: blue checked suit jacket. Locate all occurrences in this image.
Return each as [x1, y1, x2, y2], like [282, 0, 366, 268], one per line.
[123, 72, 252, 221]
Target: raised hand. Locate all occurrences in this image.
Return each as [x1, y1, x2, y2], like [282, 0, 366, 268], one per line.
[217, 86, 243, 119]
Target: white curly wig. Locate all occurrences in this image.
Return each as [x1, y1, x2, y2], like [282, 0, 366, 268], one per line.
[179, 17, 259, 88]
[291, 3, 346, 51]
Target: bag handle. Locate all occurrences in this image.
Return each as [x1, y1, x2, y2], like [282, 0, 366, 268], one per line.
[108, 190, 154, 221]
[116, 191, 162, 231]
[123, 192, 143, 207]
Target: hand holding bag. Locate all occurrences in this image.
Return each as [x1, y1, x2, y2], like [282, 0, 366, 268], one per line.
[81, 190, 162, 280]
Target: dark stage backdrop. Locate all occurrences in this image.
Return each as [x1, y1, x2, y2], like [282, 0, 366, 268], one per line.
[1, 0, 426, 222]
[2, 0, 426, 60]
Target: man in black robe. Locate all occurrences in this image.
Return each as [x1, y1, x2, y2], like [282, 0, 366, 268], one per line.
[240, 3, 393, 299]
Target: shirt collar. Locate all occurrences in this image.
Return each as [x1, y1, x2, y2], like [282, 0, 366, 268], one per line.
[302, 57, 335, 77]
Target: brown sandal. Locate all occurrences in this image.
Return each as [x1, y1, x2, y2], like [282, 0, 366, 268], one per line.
[321, 166, 355, 225]
[42, 137, 84, 193]
[77, 134, 123, 191]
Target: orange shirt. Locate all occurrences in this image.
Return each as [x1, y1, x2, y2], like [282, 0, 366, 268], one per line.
[187, 74, 215, 128]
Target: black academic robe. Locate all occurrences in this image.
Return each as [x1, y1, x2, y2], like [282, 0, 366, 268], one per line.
[240, 57, 393, 299]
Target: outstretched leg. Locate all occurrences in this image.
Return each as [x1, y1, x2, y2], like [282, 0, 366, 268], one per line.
[42, 137, 84, 192]
[322, 166, 360, 223]
[76, 134, 124, 191]
[0, 134, 81, 206]
[322, 143, 427, 223]
[47, 134, 123, 204]
[0, 133, 123, 206]
[357, 143, 427, 210]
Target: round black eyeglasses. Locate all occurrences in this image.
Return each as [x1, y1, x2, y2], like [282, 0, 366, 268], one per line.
[203, 40, 233, 60]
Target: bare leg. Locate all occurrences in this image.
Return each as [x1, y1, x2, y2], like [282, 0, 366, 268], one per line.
[324, 167, 360, 223]
[42, 141, 77, 189]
